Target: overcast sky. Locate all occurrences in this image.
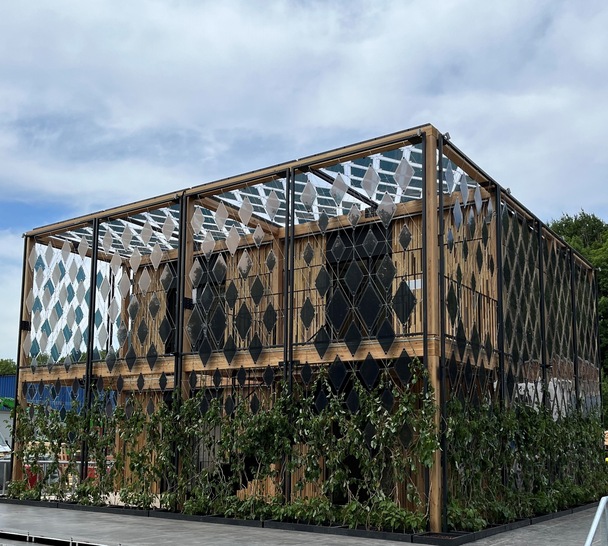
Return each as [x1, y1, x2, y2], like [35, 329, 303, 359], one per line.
[0, 0, 607, 359]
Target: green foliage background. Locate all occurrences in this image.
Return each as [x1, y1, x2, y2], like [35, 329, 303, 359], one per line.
[0, 358, 16, 375]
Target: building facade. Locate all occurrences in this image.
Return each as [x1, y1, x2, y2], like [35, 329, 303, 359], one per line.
[13, 124, 601, 531]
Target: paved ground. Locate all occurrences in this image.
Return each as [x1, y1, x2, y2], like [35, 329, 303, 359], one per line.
[0, 502, 601, 545]
[473, 508, 599, 545]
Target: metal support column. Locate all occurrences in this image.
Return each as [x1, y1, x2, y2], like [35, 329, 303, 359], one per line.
[570, 250, 580, 410]
[81, 218, 100, 483]
[173, 193, 188, 486]
[288, 167, 297, 396]
[437, 136, 449, 532]
[174, 194, 188, 397]
[593, 272, 602, 411]
[537, 222, 548, 406]
[281, 168, 294, 503]
[495, 187, 506, 408]
[282, 168, 292, 384]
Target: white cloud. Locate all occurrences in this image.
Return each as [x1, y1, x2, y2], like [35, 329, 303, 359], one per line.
[0, 0, 607, 357]
[0, 231, 25, 359]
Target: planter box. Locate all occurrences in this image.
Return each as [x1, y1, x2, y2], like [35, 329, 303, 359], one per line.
[57, 502, 149, 517]
[198, 515, 264, 528]
[0, 498, 58, 508]
[413, 531, 471, 545]
[264, 520, 347, 535]
[264, 520, 413, 542]
[149, 510, 207, 522]
[573, 502, 598, 513]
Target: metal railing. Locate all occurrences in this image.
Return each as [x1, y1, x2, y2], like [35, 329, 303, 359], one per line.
[0, 459, 9, 495]
[584, 496, 608, 546]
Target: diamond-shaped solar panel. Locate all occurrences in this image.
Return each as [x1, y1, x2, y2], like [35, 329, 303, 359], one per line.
[393, 281, 416, 324]
[344, 262, 363, 295]
[236, 303, 252, 339]
[251, 276, 264, 306]
[223, 335, 237, 364]
[315, 267, 331, 298]
[300, 297, 315, 329]
[328, 356, 348, 391]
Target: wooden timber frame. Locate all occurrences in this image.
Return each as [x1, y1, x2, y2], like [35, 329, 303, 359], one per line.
[13, 123, 601, 532]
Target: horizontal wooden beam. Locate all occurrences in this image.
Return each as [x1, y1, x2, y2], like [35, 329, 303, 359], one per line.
[18, 337, 435, 385]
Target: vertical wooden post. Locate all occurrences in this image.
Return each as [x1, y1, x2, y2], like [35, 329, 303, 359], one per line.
[423, 128, 442, 532]
[12, 235, 35, 482]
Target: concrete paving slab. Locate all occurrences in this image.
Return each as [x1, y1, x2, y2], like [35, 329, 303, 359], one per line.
[0, 502, 600, 546]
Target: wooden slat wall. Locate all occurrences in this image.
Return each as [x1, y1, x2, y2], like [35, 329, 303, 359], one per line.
[131, 264, 173, 359]
[442, 194, 498, 369]
[292, 235, 325, 345]
[392, 214, 424, 337]
[224, 243, 282, 351]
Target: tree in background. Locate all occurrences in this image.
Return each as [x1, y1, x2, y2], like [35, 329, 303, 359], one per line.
[549, 210, 608, 423]
[0, 358, 16, 375]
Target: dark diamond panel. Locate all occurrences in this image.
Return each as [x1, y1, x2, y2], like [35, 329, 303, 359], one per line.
[359, 353, 379, 390]
[393, 281, 416, 324]
[344, 323, 361, 356]
[236, 303, 252, 339]
[223, 335, 237, 364]
[249, 333, 263, 363]
[250, 393, 260, 414]
[263, 303, 277, 332]
[377, 319, 395, 354]
[395, 349, 412, 385]
[326, 289, 349, 332]
[300, 297, 315, 330]
[226, 281, 238, 310]
[251, 276, 264, 306]
[301, 363, 313, 385]
[237, 366, 246, 386]
[315, 389, 328, 412]
[358, 283, 381, 330]
[344, 262, 363, 295]
[198, 336, 213, 365]
[314, 327, 330, 358]
[263, 365, 274, 386]
[328, 356, 348, 391]
[346, 389, 360, 413]
[315, 267, 331, 298]
[146, 344, 158, 370]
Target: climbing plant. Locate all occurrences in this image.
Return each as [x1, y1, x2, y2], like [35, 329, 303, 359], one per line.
[9, 357, 436, 532]
[446, 399, 608, 531]
[9, 403, 82, 501]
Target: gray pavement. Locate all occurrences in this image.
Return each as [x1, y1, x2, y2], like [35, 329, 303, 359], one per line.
[0, 502, 600, 545]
